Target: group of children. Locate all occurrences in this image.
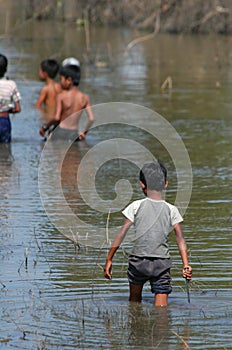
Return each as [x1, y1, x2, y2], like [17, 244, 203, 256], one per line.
[0, 53, 192, 307]
[36, 57, 94, 141]
[0, 54, 94, 143]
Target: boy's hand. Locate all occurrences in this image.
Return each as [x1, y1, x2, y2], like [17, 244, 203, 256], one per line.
[78, 131, 87, 141]
[40, 125, 48, 137]
[104, 260, 112, 280]
[39, 128, 45, 137]
[182, 265, 192, 280]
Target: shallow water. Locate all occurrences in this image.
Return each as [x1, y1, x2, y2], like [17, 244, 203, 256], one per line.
[0, 8, 232, 350]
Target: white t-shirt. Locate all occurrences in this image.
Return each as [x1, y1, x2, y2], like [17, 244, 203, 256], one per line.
[0, 77, 21, 112]
[122, 198, 183, 258]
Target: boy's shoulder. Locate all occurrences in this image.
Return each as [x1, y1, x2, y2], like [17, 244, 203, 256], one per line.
[74, 88, 89, 99]
[122, 198, 146, 223]
[0, 77, 17, 86]
[69, 88, 90, 102]
[123, 198, 147, 212]
[0, 78, 20, 98]
[163, 200, 179, 211]
[45, 81, 62, 93]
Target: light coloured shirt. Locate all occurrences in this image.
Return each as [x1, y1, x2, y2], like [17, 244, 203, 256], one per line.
[122, 198, 183, 258]
[0, 77, 21, 112]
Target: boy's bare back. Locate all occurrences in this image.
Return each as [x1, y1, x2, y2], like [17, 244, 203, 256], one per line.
[35, 80, 62, 109]
[56, 87, 91, 127]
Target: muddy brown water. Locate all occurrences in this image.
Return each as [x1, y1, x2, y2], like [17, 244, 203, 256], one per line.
[0, 10, 232, 350]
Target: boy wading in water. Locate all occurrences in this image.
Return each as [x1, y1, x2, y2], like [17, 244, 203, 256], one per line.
[35, 59, 62, 139]
[40, 63, 94, 141]
[35, 58, 62, 112]
[0, 54, 21, 143]
[104, 161, 192, 306]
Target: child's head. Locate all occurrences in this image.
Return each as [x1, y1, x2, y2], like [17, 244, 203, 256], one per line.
[40, 59, 60, 79]
[0, 54, 8, 78]
[140, 161, 167, 192]
[59, 65, 81, 87]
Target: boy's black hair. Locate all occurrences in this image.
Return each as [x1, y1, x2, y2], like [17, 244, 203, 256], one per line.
[41, 59, 60, 79]
[59, 65, 81, 86]
[140, 161, 167, 191]
[0, 54, 8, 78]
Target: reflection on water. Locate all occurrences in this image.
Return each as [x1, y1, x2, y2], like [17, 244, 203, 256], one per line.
[0, 9, 232, 350]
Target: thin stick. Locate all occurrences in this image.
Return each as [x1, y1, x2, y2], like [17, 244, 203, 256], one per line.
[106, 209, 111, 248]
[25, 248, 29, 269]
[91, 211, 111, 294]
[33, 227, 41, 251]
[171, 330, 190, 349]
[185, 279, 190, 304]
[0, 280, 6, 289]
[84, 11, 90, 53]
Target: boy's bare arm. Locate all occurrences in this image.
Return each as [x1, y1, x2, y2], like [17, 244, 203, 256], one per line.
[53, 93, 62, 122]
[42, 93, 62, 129]
[39, 93, 62, 136]
[104, 219, 132, 280]
[35, 86, 47, 108]
[174, 223, 192, 280]
[78, 95, 94, 140]
[10, 101, 21, 113]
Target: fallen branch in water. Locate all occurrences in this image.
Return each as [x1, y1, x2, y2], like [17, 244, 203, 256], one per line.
[191, 6, 229, 31]
[125, 9, 160, 54]
[161, 76, 173, 93]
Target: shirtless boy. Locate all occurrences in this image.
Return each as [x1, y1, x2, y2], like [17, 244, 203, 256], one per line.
[40, 64, 94, 141]
[35, 59, 62, 113]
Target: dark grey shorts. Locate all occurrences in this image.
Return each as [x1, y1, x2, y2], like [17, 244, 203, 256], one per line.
[127, 255, 172, 295]
[49, 126, 78, 141]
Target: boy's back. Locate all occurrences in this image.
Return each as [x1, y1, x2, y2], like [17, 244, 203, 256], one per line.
[0, 54, 21, 143]
[37, 80, 62, 108]
[0, 77, 21, 112]
[58, 88, 90, 125]
[122, 197, 182, 258]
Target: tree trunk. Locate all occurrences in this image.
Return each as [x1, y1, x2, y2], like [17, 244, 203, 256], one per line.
[63, 0, 80, 21]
